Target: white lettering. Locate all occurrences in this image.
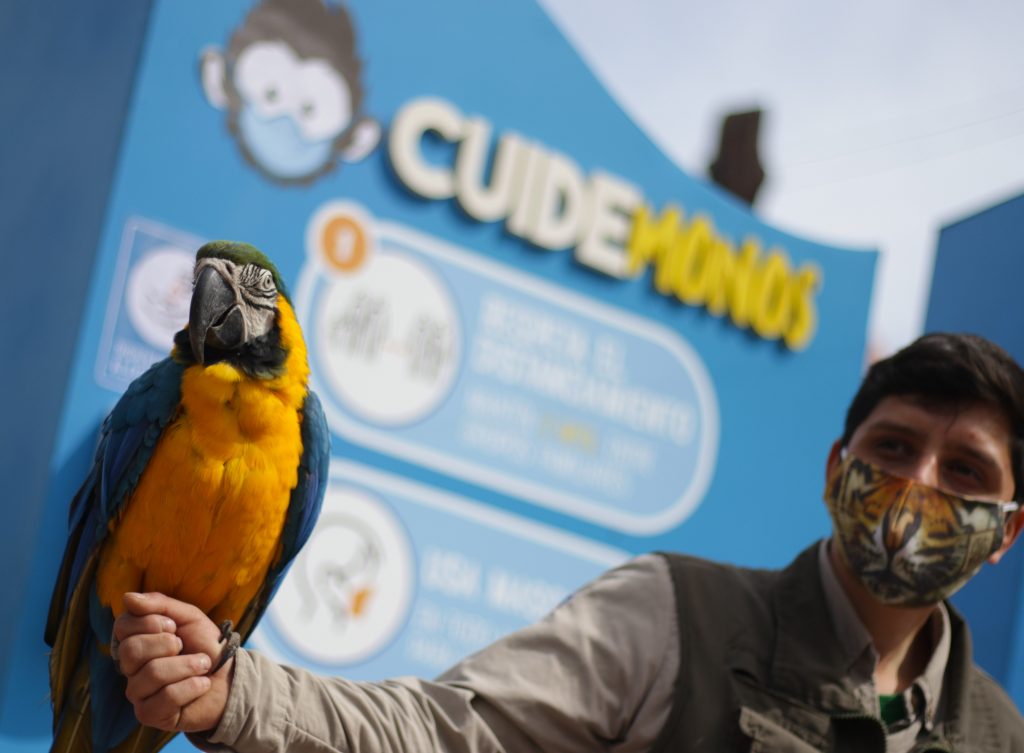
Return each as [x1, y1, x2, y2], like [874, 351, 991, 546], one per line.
[420, 547, 482, 599]
[528, 150, 585, 250]
[388, 97, 462, 199]
[576, 171, 642, 278]
[455, 121, 525, 222]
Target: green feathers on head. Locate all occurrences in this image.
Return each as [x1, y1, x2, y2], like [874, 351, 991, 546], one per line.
[196, 240, 291, 302]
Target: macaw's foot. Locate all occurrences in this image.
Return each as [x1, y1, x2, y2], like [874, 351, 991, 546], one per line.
[210, 619, 241, 675]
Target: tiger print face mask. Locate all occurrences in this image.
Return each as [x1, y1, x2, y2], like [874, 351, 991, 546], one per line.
[824, 451, 1019, 606]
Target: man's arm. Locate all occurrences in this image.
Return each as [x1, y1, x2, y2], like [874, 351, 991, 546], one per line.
[115, 554, 679, 753]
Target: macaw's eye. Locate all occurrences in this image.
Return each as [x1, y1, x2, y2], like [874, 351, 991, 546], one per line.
[239, 263, 273, 292]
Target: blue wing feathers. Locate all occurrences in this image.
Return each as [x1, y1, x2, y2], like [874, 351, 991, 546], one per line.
[47, 357, 186, 750]
[49, 359, 183, 640]
[50, 359, 184, 635]
[63, 360, 184, 610]
[294, 389, 330, 552]
[256, 389, 330, 613]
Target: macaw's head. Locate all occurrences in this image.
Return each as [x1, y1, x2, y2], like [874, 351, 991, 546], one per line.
[175, 241, 291, 377]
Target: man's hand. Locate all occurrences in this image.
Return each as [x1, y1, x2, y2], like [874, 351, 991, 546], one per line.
[114, 592, 234, 733]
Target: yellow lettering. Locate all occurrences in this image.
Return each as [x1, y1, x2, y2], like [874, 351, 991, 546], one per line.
[673, 215, 714, 306]
[626, 204, 683, 280]
[703, 239, 735, 317]
[783, 264, 821, 351]
[750, 250, 791, 339]
[724, 238, 761, 328]
[625, 203, 823, 350]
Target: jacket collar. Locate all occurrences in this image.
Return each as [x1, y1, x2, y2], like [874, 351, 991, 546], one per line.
[769, 541, 868, 713]
[765, 541, 988, 750]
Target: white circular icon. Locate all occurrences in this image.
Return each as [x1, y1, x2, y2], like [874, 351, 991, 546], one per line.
[125, 247, 194, 350]
[315, 250, 461, 426]
[268, 484, 415, 665]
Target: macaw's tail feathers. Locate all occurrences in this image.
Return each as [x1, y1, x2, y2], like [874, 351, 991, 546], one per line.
[110, 725, 176, 753]
[49, 660, 91, 753]
[45, 519, 85, 648]
[52, 632, 152, 752]
[48, 553, 98, 725]
[52, 702, 175, 753]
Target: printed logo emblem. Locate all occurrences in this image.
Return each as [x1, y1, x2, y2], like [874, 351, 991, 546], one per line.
[199, 0, 380, 185]
[309, 204, 461, 426]
[125, 246, 194, 350]
[269, 483, 414, 665]
[97, 218, 205, 390]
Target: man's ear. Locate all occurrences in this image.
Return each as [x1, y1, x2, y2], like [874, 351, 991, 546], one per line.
[826, 440, 842, 482]
[989, 507, 1024, 565]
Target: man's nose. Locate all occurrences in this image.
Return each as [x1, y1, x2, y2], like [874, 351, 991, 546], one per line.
[903, 454, 940, 488]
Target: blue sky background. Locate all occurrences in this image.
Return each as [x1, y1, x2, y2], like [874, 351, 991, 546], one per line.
[540, 0, 1024, 356]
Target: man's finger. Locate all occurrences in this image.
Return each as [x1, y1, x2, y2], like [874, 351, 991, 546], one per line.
[113, 612, 177, 642]
[132, 675, 212, 731]
[117, 633, 184, 677]
[121, 592, 210, 626]
[125, 654, 211, 704]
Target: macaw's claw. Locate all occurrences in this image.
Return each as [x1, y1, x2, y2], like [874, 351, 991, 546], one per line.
[210, 619, 241, 675]
[110, 631, 124, 676]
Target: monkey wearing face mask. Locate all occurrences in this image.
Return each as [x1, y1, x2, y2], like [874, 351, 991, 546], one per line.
[200, 0, 380, 186]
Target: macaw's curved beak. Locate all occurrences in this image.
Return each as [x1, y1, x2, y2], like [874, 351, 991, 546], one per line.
[190, 266, 245, 364]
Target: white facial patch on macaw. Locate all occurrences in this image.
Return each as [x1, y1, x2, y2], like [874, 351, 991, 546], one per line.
[194, 258, 277, 346]
[198, 0, 381, 186]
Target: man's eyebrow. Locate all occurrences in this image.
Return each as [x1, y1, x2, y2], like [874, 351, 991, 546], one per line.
[867, 419, 1004, 471]
[950, 443, 1003, 473]
[862, 420, 925, 439]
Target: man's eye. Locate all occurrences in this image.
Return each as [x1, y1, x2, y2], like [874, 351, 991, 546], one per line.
[947, 461, 982, 482]
[874, 437, 911, 456]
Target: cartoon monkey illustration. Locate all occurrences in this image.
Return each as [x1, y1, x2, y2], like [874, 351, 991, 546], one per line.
[292, 513, 383, 630]
[200, 0, 380, 185]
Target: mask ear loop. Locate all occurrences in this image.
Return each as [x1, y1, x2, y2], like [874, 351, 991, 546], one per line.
[999, 501, 1020, 517]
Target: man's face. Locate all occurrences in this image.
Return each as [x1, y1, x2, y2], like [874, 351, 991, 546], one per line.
[842, 395, 1015, 503]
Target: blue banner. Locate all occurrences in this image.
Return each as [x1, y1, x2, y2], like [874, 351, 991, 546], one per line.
[2, 1, 875, 749]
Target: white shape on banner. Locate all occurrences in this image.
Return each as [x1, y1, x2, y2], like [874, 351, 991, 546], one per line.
[313, 241, 462, 427]
[124, 246, 194, 350]
[295, 201, 720, 534]
[268, 484, 414, 665]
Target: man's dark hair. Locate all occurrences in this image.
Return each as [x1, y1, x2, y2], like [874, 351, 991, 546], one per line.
[842, 332, 1024, 501]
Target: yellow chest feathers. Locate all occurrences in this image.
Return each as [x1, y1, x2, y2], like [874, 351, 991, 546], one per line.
[97, 360, 308, 616]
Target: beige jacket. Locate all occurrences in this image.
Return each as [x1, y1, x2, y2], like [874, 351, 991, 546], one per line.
[193, 545, 995, 753]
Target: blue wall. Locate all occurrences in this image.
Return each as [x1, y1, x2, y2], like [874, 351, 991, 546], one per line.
[926, 190, 1024, 700]
[0, 0, 153, 716]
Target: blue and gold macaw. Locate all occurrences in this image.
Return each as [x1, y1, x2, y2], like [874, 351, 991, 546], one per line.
[45, 241, 330, 753]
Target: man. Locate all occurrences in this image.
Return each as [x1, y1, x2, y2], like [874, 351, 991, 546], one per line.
[114, 333, 1024, 751]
